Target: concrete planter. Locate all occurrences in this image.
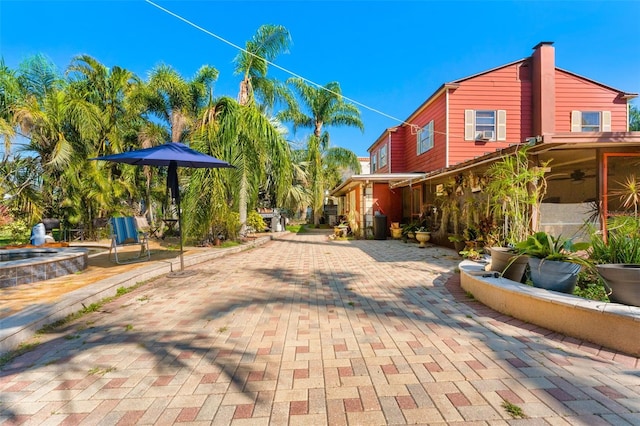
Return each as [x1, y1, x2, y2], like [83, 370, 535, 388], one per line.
[529, 257, 581, 294]
[597, 264, 640, 307]
[489, 247, 528, 282]
[415, 231, 431, 248]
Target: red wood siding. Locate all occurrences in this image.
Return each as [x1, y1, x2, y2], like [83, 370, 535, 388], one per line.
[448, 63, 532, 166]
[373, 183, 402, 224]
[402, 93, 448, 173]
[390, 127, 406, 173]
[555, 70, 628, 132]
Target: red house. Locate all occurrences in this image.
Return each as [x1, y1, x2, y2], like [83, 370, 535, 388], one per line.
[332, 42, 640, 240]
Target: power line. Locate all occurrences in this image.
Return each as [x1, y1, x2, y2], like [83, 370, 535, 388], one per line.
[144, 0, 419, 131]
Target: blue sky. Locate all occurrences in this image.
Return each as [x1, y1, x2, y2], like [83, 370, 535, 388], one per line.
[1, 0, 639, 156]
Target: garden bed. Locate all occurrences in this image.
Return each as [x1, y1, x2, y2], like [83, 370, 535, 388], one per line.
[459, 260, 640, 357]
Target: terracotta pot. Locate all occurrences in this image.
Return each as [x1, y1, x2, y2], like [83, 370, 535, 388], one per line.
[596, 264, 640, 307]
[390, 228, 403, 239]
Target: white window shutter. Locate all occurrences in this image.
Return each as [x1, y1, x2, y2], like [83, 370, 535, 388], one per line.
[464, 110, 474, 140]
[602, 111, 611, 131]
[571, 111, 582, 132]
[497, 110, 507, 140]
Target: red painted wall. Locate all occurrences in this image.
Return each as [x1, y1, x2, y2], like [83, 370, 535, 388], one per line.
[373, 183, 403, 225]
[448, 62, 532, 166]
[402, 94, 448, 173]
[390, 128, 406, 173]
[555, 70, 628, 132]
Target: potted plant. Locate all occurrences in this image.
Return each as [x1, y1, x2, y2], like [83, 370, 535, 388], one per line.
[515, 231, 592, 294]
[484, 145, 549, 281]
[402, 222, 419, 241]
[390, 222, 403, 239]
[414, 227, 431, 248]
[590, 215, 640, 307]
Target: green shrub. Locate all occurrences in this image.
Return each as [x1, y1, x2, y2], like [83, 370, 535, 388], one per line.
[0, 219, 30, 244]
[247, 211, 267, 232]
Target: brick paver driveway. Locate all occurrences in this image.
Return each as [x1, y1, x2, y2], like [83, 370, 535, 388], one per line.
[1, 232, 639, 425]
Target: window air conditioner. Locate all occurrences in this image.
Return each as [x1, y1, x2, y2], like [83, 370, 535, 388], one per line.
[476, 130, 494, 141]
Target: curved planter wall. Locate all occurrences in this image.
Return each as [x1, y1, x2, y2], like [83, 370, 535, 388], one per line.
[459, 261, 640, 357]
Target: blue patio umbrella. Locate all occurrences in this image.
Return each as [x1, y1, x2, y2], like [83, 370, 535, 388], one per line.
[92, 142, 234, 274]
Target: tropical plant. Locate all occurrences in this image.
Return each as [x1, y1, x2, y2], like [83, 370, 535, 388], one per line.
[234, 24, 291, 110]
[232, 24, 293, 234]
[484, 145, 549, 246]
[610, 174, 640, 217]
[246, 210, 267, 232]
[515, 231, 592, 267]
[589, 216, 640, 264]
[278, 78, 363, 224]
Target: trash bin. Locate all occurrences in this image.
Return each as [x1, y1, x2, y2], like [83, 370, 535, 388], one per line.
[374, 214, 387, 240]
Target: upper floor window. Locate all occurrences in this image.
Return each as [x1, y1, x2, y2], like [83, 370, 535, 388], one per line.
[417, 121, 434, 154]
[371, 151, 378, 172]
[464, 109, 507, 141]
[379, 144, 387, 168]
[571, 110, 611, 132]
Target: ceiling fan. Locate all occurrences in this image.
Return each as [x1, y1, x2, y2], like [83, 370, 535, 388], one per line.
[547, 169, 596, 184]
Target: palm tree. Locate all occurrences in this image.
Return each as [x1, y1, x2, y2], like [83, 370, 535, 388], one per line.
[132, 64, 219, 228]
[232, 24, 293, 234]
[278, 78, 363, 223]
[12, 55, 102, 224]
[64, 55, 145, 233]
[0, 60, 20, 157]
[235, 24, 291, 109]
[141, 63, 219, 143]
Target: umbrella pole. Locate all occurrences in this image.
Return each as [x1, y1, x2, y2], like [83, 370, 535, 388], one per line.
[178, 199, 184, 271]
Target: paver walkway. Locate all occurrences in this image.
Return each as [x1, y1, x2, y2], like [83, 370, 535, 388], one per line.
[1, 232, 639, 425]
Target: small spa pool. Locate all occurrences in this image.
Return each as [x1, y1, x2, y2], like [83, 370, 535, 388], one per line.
[0, 247, 89, 288]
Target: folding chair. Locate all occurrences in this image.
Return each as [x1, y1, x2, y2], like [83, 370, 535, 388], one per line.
[109, 217, 150, 264]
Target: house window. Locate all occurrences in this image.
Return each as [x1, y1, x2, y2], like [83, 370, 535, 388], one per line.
[571, 111, 611, 132]
[464, 109, 507, 141]
[379, 144, 387, 168]
[417, 120, 434, 154]
[371, 151, 377, 172]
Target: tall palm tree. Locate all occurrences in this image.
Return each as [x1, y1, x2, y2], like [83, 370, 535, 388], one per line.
[142, 64, 219, 143]
[232, 24, 293, 234]
[278, 78, 363, 223]
[12, 55, 102, 223]
[132, 64, 219, 227]
[235, 24, 291, 109]
[63, 55, 145, 232]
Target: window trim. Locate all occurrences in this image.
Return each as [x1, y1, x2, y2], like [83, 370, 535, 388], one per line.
[379, 144, 387, 168]
[417, 120, 434, 155]
[371, 151, 378, 172]
[464, 109, 507, 141]
[571, 110, 611, 132]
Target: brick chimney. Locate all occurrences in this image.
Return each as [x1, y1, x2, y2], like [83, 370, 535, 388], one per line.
[531, 41, 556, 135]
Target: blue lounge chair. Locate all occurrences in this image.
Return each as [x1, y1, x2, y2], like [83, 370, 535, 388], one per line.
[109, 217, 150, 264]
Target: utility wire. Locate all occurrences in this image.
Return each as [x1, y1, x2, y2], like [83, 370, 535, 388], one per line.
[144, 0, 422, 132]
